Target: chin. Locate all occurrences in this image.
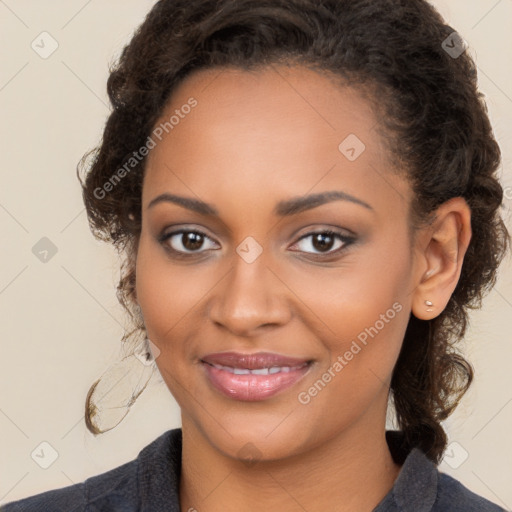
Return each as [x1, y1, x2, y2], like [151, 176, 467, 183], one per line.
[188, 406, 322, 464]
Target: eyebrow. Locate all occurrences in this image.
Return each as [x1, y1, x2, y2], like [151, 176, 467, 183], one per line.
[147, 190, 373, 216]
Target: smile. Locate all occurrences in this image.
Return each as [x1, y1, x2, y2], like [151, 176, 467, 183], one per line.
[200, 352, 313, 401]
[207, 362, 308, 375]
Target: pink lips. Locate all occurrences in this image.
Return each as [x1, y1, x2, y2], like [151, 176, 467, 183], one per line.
[200, 351, 312, 401]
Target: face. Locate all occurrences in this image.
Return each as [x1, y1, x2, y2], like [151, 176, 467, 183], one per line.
[135, 64, 421, 461]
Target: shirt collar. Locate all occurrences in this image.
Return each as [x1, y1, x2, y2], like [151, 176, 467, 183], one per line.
[138, 427, 182, 511]
[374, 431, 438, 511]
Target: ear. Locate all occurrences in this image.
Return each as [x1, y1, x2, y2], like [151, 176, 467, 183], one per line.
[411, 197, 472, 320]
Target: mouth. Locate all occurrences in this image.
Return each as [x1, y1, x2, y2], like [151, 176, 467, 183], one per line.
[200, 352, 313, 401]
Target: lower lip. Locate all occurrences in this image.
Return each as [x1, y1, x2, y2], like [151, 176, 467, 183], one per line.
[201, 362, 311, 401]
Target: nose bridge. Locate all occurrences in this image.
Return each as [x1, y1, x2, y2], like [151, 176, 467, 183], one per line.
[209, 244, 290, 335]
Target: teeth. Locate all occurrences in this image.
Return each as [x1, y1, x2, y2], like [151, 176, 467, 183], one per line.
[252, 368, 270, 375]
[211, 363, 306, 375]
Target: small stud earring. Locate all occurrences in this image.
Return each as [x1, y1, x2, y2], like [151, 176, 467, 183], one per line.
[425, 300, 433, 312]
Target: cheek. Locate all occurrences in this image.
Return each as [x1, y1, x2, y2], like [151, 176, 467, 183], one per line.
[287, 233, 411, 398]
[284, 235, 411, 343]
[135, 235, 179, 338]
[134, 237, 208, 401]
[134, 234, 216, 350]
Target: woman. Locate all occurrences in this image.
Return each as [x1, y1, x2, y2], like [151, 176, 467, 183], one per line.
[2, 0, 509, 510]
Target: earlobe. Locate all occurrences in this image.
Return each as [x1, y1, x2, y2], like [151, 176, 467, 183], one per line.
[412, 294, 440, 320]
[411, 197, 472, 320]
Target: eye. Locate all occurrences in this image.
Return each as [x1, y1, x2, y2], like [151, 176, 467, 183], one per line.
[290, 230, 355, 257]
[159, 229, 218, 255]
[158, 227, 355, 259]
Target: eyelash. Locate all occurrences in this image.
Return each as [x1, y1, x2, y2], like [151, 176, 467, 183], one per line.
[158, 227, 356, 260]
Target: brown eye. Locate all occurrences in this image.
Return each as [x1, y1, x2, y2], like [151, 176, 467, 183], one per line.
[311, 232, 336, 252]
[291, 230, 355, 257]
[159, 229, 218, 255]
[181, 232, 205, 251]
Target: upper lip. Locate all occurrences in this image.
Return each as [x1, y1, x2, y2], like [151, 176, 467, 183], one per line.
[201, 351, 311, 369]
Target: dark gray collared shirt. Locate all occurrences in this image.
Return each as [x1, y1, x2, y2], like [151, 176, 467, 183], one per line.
[1, 428, 506, 511]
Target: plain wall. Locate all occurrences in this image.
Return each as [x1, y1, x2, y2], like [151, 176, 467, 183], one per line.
[1, 0, 511, 508]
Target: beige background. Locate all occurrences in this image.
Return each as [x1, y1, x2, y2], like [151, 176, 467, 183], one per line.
[1, 0, 511, 508]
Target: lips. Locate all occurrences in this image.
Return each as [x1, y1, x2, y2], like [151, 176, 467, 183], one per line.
[200, 351, 312, 401]
[201, 351, 310, 369]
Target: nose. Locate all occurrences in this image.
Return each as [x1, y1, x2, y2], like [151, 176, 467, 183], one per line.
[208, 252, 292, 337]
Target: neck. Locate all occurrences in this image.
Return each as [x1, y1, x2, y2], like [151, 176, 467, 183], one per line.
[179, 409, 402, 512]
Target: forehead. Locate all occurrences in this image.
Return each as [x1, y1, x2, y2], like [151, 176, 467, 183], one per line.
[143, 64, 410, 220]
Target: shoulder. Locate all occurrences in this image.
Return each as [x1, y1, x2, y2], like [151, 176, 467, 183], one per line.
[1, 429, 180, 512]
[381, 432, 506, 512]
[432, 471, 507, 512]
[0, 458, 138, 512]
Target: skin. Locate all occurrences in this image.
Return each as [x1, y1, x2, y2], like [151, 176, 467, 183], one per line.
[135, 64, 472, 512]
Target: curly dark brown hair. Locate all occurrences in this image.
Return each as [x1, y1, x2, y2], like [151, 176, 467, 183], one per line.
[78, 0, 510, 463]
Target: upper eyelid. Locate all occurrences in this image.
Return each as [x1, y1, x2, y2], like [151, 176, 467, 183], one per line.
[159, 227, 218, 244]
[159, 225, 353, 240]
[290, 230, 354, 251]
